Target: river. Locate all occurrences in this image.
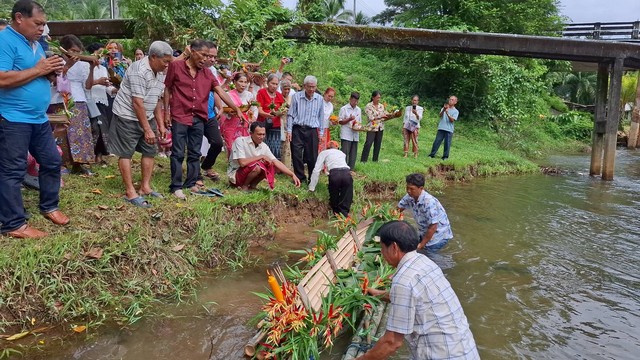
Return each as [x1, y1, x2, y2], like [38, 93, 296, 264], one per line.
[30, 151, 640, 360]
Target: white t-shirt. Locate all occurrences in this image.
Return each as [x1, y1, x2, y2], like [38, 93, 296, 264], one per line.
[309, 148, 350, 191]
[227, 136, 276, 183]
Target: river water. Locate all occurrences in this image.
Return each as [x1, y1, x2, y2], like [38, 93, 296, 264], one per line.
[30, 151, 639, 360]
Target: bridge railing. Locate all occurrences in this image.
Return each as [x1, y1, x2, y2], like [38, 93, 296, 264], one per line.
[562, 21, 640, 42]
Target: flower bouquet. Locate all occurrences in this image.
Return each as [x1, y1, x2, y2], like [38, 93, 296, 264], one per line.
[329, 115, 339, 125]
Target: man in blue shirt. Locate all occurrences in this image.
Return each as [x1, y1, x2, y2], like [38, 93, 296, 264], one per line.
[0, 0, 68, 239]
[286, 75, 324, 183]
[397, 173, 453, 251]
[429, 95, 459, 160]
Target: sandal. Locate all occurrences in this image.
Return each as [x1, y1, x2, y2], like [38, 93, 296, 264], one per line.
[123, 196, 152, 208]
[139, 190, 164, 199]
[205, 188, 224, 197]
[190, 189, 216, 197]
[204, 172, 220, 181]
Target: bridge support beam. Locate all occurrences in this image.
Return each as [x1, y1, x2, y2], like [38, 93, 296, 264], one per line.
[590, 59, 623, 180]
[590, 63, 608, 176]
[627, 72, 640, 149]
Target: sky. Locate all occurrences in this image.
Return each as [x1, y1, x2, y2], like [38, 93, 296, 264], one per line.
[280, 0, 640, 23]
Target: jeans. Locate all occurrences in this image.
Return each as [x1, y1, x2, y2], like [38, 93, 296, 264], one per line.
[429, 130, 453, 159]
[201, 117, 223, 171]
[0, 117, 62, 233]
[170, 118, 205, 192]
[291, 125, 319, 183]
[340, 139, 358, 170]
[361, 130, 383, 162]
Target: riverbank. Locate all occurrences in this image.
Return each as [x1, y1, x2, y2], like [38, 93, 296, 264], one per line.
[0, 118, 550, 354]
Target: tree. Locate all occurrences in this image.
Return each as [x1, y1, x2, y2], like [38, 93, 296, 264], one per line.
[555, 72, 597, 105]
[79, 0, 110, 19]
[373, 0, 563, 35]
[354, 11, 371, 25]
[322, 0, 353, 24]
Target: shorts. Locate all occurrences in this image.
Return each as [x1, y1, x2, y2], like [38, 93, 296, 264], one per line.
[108, 114, 158, 158]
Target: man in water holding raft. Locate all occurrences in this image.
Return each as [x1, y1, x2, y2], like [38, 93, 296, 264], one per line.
[357, 221, 479, 360]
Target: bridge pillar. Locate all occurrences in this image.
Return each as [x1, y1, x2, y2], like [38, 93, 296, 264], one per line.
[602, 58, 624, 180]
[590, 63, 608, 176]
[627, 72, 640, 149]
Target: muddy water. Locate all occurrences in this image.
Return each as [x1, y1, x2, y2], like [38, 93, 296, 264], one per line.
[33, 152, 639, 359]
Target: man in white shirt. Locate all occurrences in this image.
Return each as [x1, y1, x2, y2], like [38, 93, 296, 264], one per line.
[338, 92, 362, 170]
[309, 141, 353, 217]
[228, 122, 300, 191]
[403, 95, 424, 158]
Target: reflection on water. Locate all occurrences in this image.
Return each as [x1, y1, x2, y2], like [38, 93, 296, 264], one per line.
[31, 152, 640, 360]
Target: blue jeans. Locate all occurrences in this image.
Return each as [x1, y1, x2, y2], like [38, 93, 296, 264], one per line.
[170, 118, 204, 192]
[426, 238, 450, 252]
[0, 117, 62, 233]
[429, 130, 453, 159]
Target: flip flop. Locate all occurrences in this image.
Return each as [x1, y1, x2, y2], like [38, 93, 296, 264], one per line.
[205, 188, 224, 197]
[190, 190, 216, 197]
[123, 196, 152, 208]
[140, 190, 164, 199]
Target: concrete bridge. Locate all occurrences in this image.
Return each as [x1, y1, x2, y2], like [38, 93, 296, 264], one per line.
[47, 20, 640, 180]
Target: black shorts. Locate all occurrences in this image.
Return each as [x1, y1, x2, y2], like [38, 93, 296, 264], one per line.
[108, 114, 157, 158]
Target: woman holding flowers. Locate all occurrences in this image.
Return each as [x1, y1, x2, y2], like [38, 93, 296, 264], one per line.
[318, 87, 336, 153]
[256, 73, 285, 159]
[361, 90, 391, 163]
[220, 72, 259, 155]
[49, 35, 95, 175]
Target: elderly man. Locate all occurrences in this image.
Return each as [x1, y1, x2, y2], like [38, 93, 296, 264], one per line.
[357, 221, 479, 360]
[0, 0, 68, 239]
[338, 92, 362, 170]
[286, 75, 324, 184]
[429, 95, 459, 160]
[109, 41, 173, 208]
[164, 39, 241, 199]
[398, 173, 453, 251]
[228, 122, 300, 191]
[309, 141, 353, 217]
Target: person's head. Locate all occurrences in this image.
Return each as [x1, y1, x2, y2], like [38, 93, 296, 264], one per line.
[282, 71, 294, 82]
[349, 92, 360, 107]
[377, 221, 420, 267]
[105, 40, 123, 55]
[405, 173, 425, 201]
[233, 72, 248, 92]
[203, 40, 217, 67]
[147, 40, 174, 73]
[448, 95, 458, 106]
[249, 121, 267, 144]
[187, 39, 209, 70]
[303, 75, 317, 97]
[411, 95, 419, 106]
[134, 48, 145, 61]
[86, 42, 104, 56]
[371, 90, 381, 104]
[10, 0, 46, 41]
[327, 140, 339, 150]
[0, 19, 8, 31]
[280, 79, 291, 98]
[60, 34, 83, 53]
[323, 87, 335, 103]
[266, 73, 279, 93]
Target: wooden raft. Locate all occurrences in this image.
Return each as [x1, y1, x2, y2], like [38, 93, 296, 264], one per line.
[297, 218, 373, 312]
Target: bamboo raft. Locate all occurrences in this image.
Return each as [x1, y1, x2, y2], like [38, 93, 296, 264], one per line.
[244, 219, 374, 358]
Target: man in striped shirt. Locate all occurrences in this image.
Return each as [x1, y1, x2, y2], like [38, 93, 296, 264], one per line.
[109, 41, 173, 208]
[358, 221, 479, 360]
[286, 75, 324, 183]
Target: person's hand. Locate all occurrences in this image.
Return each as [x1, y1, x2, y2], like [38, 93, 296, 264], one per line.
[164, 110, 172, 128]
[292, 175, 301, 188]
[110, 87, 118, 95]
[261, 155, 273, 165]
[36, 55, 65, 76]
[367, 288, 386, 297]
[96, 77, 110, 86]
[412, 108, 418, 116]
[286, 132, 292, 142]
[144, 128, 156, 145]
[158, 126, 166, 140]
[234, 106, 243, 116]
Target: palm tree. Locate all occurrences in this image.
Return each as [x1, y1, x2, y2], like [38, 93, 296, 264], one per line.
[354, 10, 371, 25]
[322, 0, 353, 24]
[80, 0, 110, 20]
[555, 72, 597, 105]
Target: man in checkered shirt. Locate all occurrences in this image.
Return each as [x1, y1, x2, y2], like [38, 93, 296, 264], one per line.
[356, 221, 479, 360]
